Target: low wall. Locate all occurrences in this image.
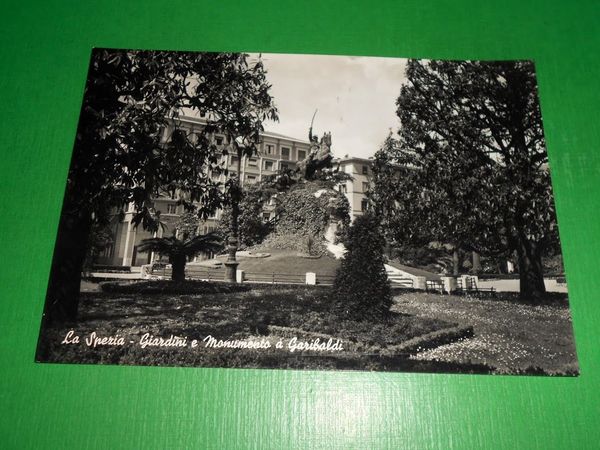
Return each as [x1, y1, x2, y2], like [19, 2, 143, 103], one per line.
[477, 278, 567, 293]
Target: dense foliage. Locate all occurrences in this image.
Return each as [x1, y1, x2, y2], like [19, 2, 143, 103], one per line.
[331, 213, 392, 321]
[218, 184, 274, 248]
[258, 182, 350, 254]
[372, 60, 560, 301]
[82, 219, 116, 271]
[45, 49, 277, 322]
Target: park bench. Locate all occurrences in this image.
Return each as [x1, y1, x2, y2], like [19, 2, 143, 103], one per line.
[425, 280, 444, 293]
[456, 276, 496, 297]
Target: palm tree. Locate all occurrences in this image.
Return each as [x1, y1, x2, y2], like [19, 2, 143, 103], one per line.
[138, 231, 223, 282]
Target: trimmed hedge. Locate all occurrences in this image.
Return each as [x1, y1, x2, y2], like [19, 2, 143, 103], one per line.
[100, 280, 250, 295]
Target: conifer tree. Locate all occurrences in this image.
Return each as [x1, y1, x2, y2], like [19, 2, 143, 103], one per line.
[332, 213, 392, 321]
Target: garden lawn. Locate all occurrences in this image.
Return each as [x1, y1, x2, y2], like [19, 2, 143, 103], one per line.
[37, 283, 475, 372]
[395, 292, 579, 375]
[217, 249, 341, 276]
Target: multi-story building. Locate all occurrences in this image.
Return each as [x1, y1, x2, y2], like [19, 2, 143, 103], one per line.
[98, 115, 314, 267]
[334, 156, 374, 220]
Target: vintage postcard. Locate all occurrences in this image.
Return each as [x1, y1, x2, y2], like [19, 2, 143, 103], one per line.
[36, 49, 578, 375]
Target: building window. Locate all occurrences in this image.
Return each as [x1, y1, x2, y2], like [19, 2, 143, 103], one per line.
[339, 184, 347, 194]
[246, 174, 257, 183]
[167, 204, 177, 214]
[298, 149, 306, 160]
[248, 158, 258, 168]
[264, 160, 274, 171]
[265, 144, 274, 155]
[215, 136, 224, 145]
[230, 156, 239, 166]
[362, 165, 369, 175]
[280, 162, 289, 171]
[362, 182, 370, 193]
[361, 199, 369, 212]
[281, 147, 290, 160]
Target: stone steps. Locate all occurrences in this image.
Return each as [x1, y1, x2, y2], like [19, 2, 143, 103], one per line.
[385, 267, 415, 286]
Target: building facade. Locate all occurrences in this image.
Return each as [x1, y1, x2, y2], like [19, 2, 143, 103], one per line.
[334, 156, 373, 220]
[98, 115, 317, 266]
[97, 116, 376, 267]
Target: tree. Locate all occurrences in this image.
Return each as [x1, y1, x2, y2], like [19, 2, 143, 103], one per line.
[138, 213, 223, 282]
[213, 57, 279, 282]
[217, 183, 274, 248]
[331, 213, 392, 321]
[372, 60, 559, 301]
[44, 49, 277, 323]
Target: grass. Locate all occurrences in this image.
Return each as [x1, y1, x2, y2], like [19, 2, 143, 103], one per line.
[37, 283, 466, 372]
[215, 249, 341, 275]
[36, 282, 579, 375]
[395, 291, 579, 375]
[100, 279, 251, 295]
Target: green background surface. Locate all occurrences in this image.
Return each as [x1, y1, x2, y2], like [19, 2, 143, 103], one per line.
[1, 0, 599, 448]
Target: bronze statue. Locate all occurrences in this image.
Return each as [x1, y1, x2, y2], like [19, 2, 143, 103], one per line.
[298, 110, 334, 179]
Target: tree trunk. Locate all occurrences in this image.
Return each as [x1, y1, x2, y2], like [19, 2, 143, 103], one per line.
[225, 144, 243, 282]
[452, 249, 459, 276]
[170, 254, 186, 282]
[516, 237, 546, 301]
[472, 251, 482, 274]
[42, 208, 92, 325]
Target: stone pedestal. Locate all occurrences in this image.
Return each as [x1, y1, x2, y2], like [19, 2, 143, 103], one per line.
[414, 276, 426, 290]
[224, 261, 239, 283]
[442, 276, 457, 294]
[236, 269, 244, 283]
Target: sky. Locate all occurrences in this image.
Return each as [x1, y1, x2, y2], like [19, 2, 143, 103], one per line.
[254, 53, 408, 160]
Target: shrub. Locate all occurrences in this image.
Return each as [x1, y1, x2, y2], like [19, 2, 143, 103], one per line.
[331, 213, 392, 321]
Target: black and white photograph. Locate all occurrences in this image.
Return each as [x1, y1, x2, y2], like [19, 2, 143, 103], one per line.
[36, 48, 578, 375]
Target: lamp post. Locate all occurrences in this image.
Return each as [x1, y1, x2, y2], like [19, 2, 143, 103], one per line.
[224, 136, 246, 282]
